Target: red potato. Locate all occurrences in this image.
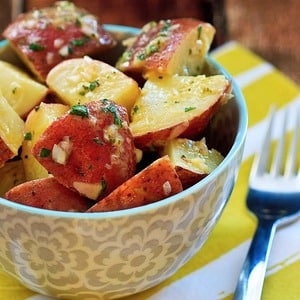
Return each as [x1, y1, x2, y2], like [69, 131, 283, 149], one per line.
[162, 138, 224, 189]
[32, 99, 136, 200]
[116, 18, 215, 80]
[4, 177, 90, 212]
[3, 1, 116, 82]
[87, 155, 183, 212]
[130, 74, 232, 151]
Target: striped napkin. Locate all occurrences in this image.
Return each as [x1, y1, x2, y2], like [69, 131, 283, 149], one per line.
[0, 41, 300, 300]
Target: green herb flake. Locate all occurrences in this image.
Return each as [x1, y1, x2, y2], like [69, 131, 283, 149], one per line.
[132, 105, 139, 114]
[123, 50, 133, 61]
[40, 148, 51, 158]
[24, 132, 32, 141]
[197, 26, 202, 39]
[137, 53, 146, 61]
[89, 80, 100, 91]
[101, 99, 122, 127]
[24, 131, 32, 141]
[184, 107, 196, 112]
[69, 104, 89, 118]
[29, 43, 45, 51]
[161, 20, 172, 33]
[93, 137, 103, 145]
[101, 178, 107, 193]
[68, 45, 73, 54]
[12, 87, 17, 94]
[71, 38, 87, 47]
[75, 18, 81, 26]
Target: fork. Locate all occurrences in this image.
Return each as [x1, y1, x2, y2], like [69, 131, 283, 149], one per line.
[233, 106, 300, 300]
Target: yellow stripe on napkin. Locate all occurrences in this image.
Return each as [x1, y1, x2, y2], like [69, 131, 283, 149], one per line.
[242, 71, 300, 126]
[0, 271, 35, 299]
[263, 260, 300, 300]
[212, 42, 264, 76]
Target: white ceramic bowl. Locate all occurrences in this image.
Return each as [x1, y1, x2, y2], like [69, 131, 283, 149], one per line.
[0, 25, 247, 299]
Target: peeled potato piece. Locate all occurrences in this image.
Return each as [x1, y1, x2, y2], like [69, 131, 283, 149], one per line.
[0, 90, 24, 167]
[88, 155, 183, 212]
[46, 56, 140, 113]
[0, 61, 48, 118]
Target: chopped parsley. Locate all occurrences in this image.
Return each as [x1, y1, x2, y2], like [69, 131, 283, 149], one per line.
[71, 37, 88, 47]
[184, 106, 196, 112]
[132, 105, 139, 114]
[137, 53, 146, 61]
[101, 178, 107, 193]
[69, 104, 89, 117]
[67, 45, 73, 55]
[39, 148, 51, 158]
[161, 19, 172, 33]
[75, 18, 81, 26]
[197, 26, 202, 39]
[89, 80, 100, 91]
[24, 132, 32, 141]
[79, 80, 100, 95]
[29, 43, 45, 51]
[101, 99, 122, 126]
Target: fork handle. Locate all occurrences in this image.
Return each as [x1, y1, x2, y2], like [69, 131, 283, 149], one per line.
[233, 218, 278, 300]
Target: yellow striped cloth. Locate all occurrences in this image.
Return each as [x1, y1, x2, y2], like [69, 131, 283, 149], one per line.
[0, 41, 300, 300]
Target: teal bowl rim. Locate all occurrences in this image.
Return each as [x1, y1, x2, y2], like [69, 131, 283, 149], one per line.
[0, 24, 248, 219]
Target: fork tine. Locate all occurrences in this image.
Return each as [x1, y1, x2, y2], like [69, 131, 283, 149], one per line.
[284, 108, 300, 177]
[270, 108, 288, 176]
[250, 106, 275, 178]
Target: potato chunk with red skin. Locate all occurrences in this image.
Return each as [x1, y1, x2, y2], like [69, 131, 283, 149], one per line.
[32, 99, 136, 200]
[162, 138, 224, 189]
[4, 177, 91, 212]
[3, 1, 116, 82]
[116, 18, 215, 80]
[88, 156, 182, 212]
[130, 74, 232, 151]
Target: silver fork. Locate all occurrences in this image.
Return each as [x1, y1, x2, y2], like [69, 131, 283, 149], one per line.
[233, 106, 300, 299]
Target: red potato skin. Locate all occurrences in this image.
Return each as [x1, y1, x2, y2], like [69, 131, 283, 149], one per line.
[117, 18, 214, 78]
[133, 120, 189, 151]
[87, 156, 183, 212]
[175, 167, 207, 190]
[3, 2, 116, 82]
[32, 99, 136, 200]
[0, 141, 15, 168]
[4, 177, 91, 212]
[179, 90, 230, 139]
[133, 85, 232, 151]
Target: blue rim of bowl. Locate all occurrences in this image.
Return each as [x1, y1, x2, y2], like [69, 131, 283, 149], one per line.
[0, 24, 248, 219]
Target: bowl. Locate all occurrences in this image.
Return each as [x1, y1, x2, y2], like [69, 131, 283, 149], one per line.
[0, 25, 247, 299]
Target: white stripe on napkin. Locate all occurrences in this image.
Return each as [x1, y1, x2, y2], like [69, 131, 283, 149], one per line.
[234, 62, 274, 88]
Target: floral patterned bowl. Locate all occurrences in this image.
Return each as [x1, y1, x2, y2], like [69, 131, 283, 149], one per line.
[0, 25, 247, 299]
